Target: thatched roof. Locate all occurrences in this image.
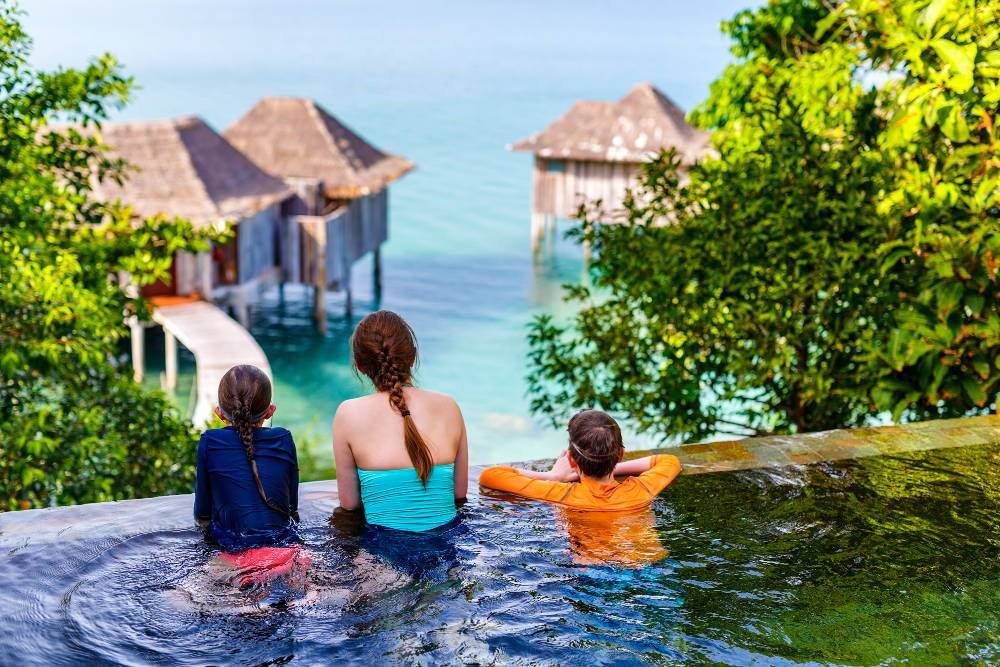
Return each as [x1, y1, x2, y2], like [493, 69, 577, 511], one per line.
[88, 116, 291, 227]
[510, 82, 709, 164]
[224, 97, 414, 199]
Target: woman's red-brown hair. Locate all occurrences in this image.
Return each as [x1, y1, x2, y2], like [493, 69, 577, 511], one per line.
[351, 310, 434, 483]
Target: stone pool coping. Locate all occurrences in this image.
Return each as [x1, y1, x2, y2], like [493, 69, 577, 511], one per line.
[646, 413, 1000, 474]
[2, 414, 998, 546]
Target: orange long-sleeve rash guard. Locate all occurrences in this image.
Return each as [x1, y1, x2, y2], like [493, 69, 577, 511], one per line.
[479, 454, 682, 511]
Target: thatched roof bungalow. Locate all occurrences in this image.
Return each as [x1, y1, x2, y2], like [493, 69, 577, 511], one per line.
[224, 97, 413, 206]
[224, 98, 414, 322]
[92, 116, 291, 229]
[510, 83, 709, 249]
[89, 116, 291, 309]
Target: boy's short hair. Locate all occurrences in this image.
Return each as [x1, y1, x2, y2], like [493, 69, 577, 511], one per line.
[567, 409, 624, 478]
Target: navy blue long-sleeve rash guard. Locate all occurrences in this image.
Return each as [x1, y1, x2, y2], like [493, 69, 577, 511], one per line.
[194, 426, 299, 552]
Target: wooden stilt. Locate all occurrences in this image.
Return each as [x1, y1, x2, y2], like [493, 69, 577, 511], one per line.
[343, 259, 353, 317]
[314, 220, 328, 334]
[129, 317, 145, 383]
[373, 246, 382, 295]
[531, 212, 545, 253]
[234, 289, 250, 329]
[164, 328, 178, 392]
[313, 285, 326, 333]
[197, 251, 213, 299]
[583, 238, 592, 263]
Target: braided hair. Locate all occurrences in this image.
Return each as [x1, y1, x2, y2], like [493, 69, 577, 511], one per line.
[217, 365, 291, 518]
[351, 310, 434, 484]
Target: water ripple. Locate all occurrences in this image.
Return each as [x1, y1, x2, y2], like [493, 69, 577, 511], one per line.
[2, 447, 999, 664]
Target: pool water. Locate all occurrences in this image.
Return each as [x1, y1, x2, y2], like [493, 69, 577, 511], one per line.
[2, 444, 998, 665]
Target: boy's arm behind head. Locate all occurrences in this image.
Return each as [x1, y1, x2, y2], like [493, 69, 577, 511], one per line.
[635, 455, 682, 497]
[613, 454, 656, 477]
[479, 466, 574, 503]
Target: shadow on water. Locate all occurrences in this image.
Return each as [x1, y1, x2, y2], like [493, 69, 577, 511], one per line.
[1, 443, 999, 664]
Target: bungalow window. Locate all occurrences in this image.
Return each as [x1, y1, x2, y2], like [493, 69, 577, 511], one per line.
[545, 160, 566, 173]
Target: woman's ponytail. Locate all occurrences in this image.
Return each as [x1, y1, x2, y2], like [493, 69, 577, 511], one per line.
[384, 354, 433, 484]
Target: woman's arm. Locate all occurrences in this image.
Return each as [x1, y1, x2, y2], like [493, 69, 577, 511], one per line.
[453, 403, 469, 501]
[332, 404, 362, 511]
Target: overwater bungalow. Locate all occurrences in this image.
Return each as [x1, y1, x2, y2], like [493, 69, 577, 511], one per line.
[225, 97, 414, 327]
[86, 116, 291, 396]
[510, 82, 709, 251]
[90, 116, 293, 321]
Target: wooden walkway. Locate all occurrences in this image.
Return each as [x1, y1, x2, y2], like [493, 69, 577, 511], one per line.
[151, 301, 271, 425]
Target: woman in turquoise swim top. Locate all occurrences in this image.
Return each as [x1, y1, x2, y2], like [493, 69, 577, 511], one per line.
[333, 310, 469, 532]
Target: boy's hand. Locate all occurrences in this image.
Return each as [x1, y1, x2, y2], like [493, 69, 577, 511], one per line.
[549, 451, 579, 482]
[510, 451, 580, 482]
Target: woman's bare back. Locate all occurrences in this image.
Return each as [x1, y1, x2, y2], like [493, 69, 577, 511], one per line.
[336, 387, 464, 470]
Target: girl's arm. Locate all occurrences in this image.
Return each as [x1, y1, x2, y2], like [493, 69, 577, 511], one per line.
[332, 404, 362, 511]
[289, 434, 300, 522]
[453, 402, 469, 501]
[193, 436, 211, 527]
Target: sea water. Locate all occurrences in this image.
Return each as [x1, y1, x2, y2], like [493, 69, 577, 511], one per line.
[26, 0, 750, 465]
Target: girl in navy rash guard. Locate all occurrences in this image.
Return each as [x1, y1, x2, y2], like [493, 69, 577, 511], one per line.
[194, 365, 301, 555]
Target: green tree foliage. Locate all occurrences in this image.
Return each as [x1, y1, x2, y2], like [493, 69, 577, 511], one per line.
[3, 370, 201, 508]
[528, 0, 999, 441]
[857, 0, 1000, 416]
[0, 2, 216, 509]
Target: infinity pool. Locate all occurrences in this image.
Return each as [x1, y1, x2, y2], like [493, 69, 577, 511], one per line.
[2, 442, 998, 665]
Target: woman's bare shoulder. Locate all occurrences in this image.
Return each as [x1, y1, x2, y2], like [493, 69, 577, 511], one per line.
[333, 396, 371, 424]
[411, 387, 462, 413]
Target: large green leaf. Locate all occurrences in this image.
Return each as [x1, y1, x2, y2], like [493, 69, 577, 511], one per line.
[932, 39, 977, 93]
[920, 0, 953, 33]
[961, 377, 988, 406]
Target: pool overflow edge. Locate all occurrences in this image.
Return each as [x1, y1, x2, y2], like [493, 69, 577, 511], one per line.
[2, 414, 998, 544]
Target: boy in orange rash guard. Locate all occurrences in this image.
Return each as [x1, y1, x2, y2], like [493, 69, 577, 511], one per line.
[479, 409, 682, 511]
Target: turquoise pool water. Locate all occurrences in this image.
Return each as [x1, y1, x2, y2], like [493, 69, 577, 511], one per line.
[27, 0, 750, 465]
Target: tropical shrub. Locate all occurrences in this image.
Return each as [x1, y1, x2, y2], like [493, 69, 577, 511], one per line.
[528, 0, 999, 441]
[0, 1, 214, 509]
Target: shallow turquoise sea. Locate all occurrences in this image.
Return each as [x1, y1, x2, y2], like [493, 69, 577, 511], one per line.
[28, 0, 749, 466]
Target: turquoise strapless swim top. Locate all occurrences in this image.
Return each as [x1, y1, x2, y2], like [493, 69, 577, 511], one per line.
[357, 463, 457, 532]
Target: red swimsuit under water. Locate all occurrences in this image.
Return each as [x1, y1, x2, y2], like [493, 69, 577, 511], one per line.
[218, 546, 312, 588]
